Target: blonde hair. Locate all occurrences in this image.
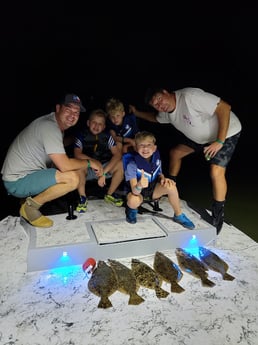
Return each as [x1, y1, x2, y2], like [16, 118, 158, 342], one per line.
[135, 131, 156, 144]
[105, 98, 125, 116]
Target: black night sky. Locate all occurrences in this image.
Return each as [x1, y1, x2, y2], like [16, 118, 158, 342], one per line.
[1, 2, 258, 236]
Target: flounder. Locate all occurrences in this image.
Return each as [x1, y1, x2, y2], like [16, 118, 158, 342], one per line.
[153, 251, 185, 293]
[131, 258, 169, 298]
[88, 260, 118, 308]
[199, 246, 235, 281]
[108, 259, 145, 305]
[175, 248, 215, 287]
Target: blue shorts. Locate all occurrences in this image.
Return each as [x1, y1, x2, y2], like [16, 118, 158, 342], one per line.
[3, 168, 57, 198]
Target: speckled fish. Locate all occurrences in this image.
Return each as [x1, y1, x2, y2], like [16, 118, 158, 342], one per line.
[88, 260, 118, 308]
[175, 248, 215, 287]
[131, 258, 169, 298]
[108, 259, 145, 305]
[199, 246, 235, 281]
[153, 251, 185, 293]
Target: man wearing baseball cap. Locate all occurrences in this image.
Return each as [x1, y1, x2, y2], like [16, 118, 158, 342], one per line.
[61, 93, 86, 112]
[1, 93, 103, 228]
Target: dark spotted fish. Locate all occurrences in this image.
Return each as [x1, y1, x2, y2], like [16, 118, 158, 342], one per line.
[131, 258, 169, 298]
[175, 248, 215, 287]
[88, 260, 118, 308]
[153, 251, 185, 293]
[108, 259, 145, 305]
[199, 246, 235, 281]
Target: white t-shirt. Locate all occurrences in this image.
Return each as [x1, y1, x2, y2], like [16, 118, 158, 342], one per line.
[156, 88, 242, 144]
[1, 112, 65, 181]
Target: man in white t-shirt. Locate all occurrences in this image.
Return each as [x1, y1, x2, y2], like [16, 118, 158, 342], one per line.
[130, 87, 242, 233]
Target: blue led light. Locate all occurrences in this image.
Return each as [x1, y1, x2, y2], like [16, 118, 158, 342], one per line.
[183, 234, 200, 258]
[60, 251, 71, 262]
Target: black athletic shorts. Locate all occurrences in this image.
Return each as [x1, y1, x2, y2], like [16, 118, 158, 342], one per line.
[178, 132, 241, 168]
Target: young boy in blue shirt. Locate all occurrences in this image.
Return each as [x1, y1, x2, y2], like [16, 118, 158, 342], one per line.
[105, 97, 139, 153]
[123, 131, 195, 229]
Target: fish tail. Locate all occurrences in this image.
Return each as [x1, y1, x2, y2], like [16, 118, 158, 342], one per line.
[128, 293, 145, 305]
[155, 287, 170, 298]
[223, 273, 235, 281]
[98, 297, 113, 309]
[202, 278, 216, 287]
[171, 282, 185, 293]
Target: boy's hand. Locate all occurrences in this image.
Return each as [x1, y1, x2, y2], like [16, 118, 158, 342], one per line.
[89, 159, 103, 177]
[98, 175, 106, 187]
[140, 169, 148, 188]
[163, 178, 176, 189]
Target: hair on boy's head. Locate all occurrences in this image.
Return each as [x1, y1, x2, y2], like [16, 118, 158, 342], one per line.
[88, 108, 107, 120]
[135, 131, 156, 144]
[105, 98, 124, 115]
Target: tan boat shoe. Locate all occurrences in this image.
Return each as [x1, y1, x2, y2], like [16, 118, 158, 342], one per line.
[20, 197, 53, 228]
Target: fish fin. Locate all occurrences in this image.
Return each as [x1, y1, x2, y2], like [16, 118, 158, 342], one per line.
[223, 273, 235, 281]
[171, 282, 185, 293]
[128, 293, 145, 305]
[155, 287, 169, 298]
[98, 297, 113, 309]
[202, 278, 216, 287]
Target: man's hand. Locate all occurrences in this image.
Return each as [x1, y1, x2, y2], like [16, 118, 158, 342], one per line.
[203, 141, 223, 160]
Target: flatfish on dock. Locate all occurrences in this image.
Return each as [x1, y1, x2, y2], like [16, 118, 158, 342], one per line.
[153, 251, 185, 293]
[199, 246, 235, 281]
[108, 259, 145, 305]
[88, 260, 118, 308]
[175, 248, 215, 287]
[131, 258, 169, 298]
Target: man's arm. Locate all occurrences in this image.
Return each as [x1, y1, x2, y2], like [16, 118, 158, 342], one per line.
[129, 105, 158, 123]
[214, 100, 231, 143]
[49, 153, 88, 172]
[73, 147, 103, 174]
[203, 99, 232, 160]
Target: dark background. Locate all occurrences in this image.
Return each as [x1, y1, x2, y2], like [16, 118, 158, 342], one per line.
[1, 3, 257, 240]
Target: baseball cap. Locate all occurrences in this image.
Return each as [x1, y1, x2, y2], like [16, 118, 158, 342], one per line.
[61, 94, 86, 112]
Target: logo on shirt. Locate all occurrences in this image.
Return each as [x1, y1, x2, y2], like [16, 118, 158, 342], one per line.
[183, 114, 194, 126]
